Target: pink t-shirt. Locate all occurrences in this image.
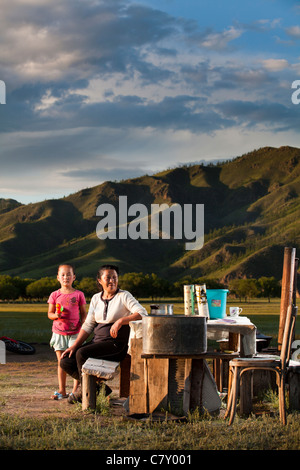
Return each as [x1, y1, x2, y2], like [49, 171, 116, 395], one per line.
[48, 289, 86, 336]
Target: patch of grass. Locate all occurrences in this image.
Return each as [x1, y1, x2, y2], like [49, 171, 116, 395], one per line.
[95, 384, 111, 416]
[0, 303, 50, 343]
[0, 410, 300, 450]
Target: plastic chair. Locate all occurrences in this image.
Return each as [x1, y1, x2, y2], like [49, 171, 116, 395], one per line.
[225, 303, 298, 425]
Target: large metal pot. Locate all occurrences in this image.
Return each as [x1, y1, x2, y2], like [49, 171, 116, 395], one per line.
[142, 315, 207, 355]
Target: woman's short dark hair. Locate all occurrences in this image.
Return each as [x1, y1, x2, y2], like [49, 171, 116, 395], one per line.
[96, 265, 119, 291]
[96, 264, 119, 279]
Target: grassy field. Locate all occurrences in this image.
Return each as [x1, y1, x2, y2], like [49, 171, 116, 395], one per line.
[0, 297, 298, 345]
[0, 298, 299, 451]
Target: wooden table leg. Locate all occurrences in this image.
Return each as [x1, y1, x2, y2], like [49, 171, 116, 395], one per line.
[228, 332, 239, 352]
[119, 354, 131, 398]
[189, 359, 204, 411]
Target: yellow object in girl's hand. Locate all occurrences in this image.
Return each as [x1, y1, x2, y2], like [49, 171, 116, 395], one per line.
[56, 303, 64, 318]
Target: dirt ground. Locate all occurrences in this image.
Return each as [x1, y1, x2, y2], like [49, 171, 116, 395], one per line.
[0, 344, 125, 419]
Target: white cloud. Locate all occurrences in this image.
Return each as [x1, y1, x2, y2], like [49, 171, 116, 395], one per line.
[261, 58, 290, 71]
[197, 26, 243, 51]
[286, 25, 300, 38]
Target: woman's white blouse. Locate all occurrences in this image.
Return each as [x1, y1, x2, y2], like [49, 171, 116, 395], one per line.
[82, 289, 147, 335]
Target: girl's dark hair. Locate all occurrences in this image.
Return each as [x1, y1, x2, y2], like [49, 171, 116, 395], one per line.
[58, 263, 75, 274]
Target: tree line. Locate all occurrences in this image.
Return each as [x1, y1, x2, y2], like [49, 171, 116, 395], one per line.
[0, 273, 281, 302]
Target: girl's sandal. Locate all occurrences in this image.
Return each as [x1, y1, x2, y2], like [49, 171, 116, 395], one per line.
[51, 391, 69, 400]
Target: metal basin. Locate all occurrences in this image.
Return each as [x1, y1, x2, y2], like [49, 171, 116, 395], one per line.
[142, 315, 207, 355]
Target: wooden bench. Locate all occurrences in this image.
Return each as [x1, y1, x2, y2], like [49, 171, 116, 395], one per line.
[81, 355, 131, 410]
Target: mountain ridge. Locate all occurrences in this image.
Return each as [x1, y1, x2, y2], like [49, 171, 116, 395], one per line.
[1, 145, 300, 282]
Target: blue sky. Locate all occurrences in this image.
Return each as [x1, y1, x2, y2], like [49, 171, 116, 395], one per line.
[0, 0, 300, 204]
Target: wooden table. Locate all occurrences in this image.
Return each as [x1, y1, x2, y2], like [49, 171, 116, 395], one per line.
[127, 317, 257, 416]
[128, 337, 223, 416]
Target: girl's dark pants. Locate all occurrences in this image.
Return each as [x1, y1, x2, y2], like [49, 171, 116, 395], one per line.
[60, 323, 129, 381]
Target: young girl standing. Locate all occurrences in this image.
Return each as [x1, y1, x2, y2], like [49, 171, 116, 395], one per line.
[48, 264, 87, 400]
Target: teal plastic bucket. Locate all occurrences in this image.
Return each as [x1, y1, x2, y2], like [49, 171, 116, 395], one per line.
[206, 289, 229, 319]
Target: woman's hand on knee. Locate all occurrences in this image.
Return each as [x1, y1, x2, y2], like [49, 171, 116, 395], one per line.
[61, 346, 74, 358]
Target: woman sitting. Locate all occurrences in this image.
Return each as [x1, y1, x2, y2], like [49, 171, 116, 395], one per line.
[60, 264, 147, 402]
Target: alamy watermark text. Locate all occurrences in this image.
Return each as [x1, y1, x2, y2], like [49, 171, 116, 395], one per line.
[96, 196, 204, 250]
[291, 80, 300, 104]
[0, 341, 6, 364]
[0, 80, 6, 104]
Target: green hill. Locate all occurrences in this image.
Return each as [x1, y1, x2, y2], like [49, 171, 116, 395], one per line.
[1, 146, 299, 283]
